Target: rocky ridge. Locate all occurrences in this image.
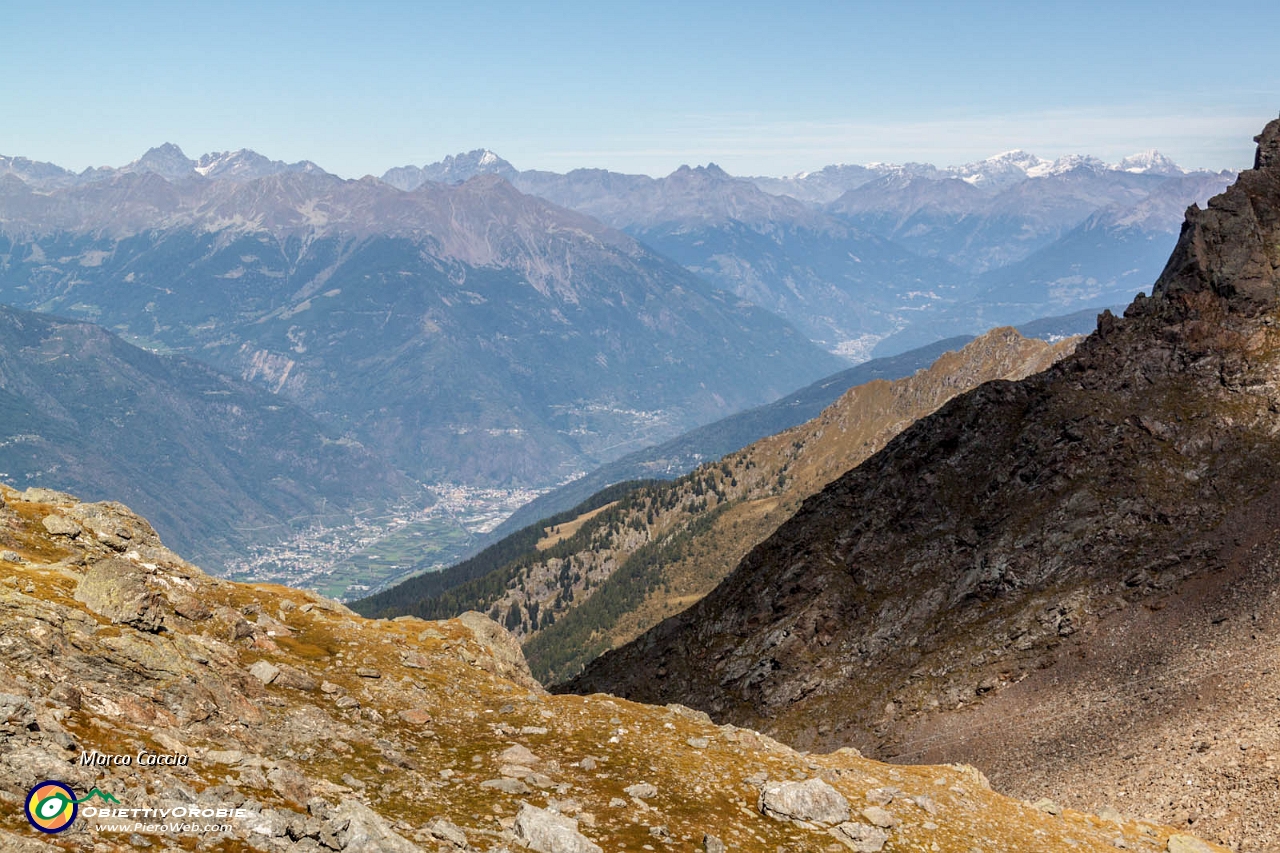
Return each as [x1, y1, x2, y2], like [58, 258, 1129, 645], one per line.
[565, 117, 1280, 851]
[0, 483, 1215, 852]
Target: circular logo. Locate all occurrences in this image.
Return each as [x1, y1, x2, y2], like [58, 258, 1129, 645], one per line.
[25, 781, 77, 833]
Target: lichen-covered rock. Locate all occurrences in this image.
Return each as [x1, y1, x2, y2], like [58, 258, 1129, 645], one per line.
[74, 557, 168, 632]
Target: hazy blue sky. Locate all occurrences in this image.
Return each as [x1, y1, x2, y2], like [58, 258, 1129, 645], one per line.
[4, 0, 1277, 177]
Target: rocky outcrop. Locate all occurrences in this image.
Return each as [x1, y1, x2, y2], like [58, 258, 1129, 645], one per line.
[565, 117, 1280, 851]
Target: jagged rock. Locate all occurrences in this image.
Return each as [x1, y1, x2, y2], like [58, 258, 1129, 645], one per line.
[759, 778, 851, 825]
[512, 804, 602, 853]
[702, 834, 726, 853]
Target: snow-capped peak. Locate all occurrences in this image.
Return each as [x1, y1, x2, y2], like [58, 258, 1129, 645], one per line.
[1113, 149, 1184, 175]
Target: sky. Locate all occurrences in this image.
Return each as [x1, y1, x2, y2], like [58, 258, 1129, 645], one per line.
[3, 0, 1278, 178]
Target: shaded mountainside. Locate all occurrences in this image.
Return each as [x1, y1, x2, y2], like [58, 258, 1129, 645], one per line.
[0, 304, 412, 570]
[0, 484, 1213, 852]
[0, 169, 840, 487]
[564, 118, 1280, 851]
[357, 328, 1076, 685]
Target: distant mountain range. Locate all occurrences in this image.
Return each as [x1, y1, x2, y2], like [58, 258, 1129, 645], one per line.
[381, 146, 1232, 354]
[0, 150, 841, 492]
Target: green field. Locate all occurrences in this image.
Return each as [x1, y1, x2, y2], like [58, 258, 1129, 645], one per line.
[319, 514, 477, 601]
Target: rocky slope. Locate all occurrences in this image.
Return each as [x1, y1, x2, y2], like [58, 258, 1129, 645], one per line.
[564, 118, 1280, 851]
[0, 484, 1216, 853]
[358, 328, 1076, 684]
[0, 303, 414, 570]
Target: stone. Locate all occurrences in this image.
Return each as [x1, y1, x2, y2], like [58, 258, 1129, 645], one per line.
[329, 799, 420, 852]
[457, 610, 542, 690]
[1032, 798, 1062, 816]
[425, 817, 468, 848]
[1167, 836, 1216, 853]
[498, 743, 540, 765]
[831, 822, 889, 852]
[249, 660, 281, 685]
[860, 806, 896, 828]
[41, 514, 81, 537]
[480, 777, 530, 794]
[686, 736, 710, 749]
[272, 663, 317, 691]
[702, 834, 727, 853]
[0, 693, 36, 729]
[398, 708, 432, 725]
[512, 803, 602, 853]
[624, 782, 657, 799]
[74, 558, 167, 632]
[759, 777, 850, 826]
[356, 667, 382, 678]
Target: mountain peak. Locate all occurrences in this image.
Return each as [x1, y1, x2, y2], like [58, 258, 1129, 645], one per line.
[1114, 149, 1183, 175]
[125, 142, 197, 180]
[380, 148, 516, 191]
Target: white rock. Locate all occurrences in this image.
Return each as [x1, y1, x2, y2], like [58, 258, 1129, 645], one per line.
[759, 778, 851, 826]
[513, 803, 602, 853]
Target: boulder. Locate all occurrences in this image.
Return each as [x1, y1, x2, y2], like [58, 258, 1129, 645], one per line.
[457, 610, 541, 690]
[759, 778, 850, 826]
[513, 804, 602, 853]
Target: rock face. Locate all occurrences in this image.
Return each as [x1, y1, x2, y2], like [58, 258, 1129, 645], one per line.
[0, 482, 1218, 852]
[565, 117, 1280, 851]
